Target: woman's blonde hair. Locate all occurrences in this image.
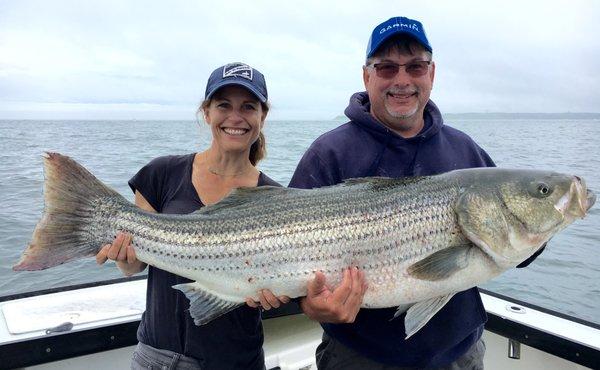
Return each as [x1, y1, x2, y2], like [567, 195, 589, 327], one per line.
[199, 98, 269, 166]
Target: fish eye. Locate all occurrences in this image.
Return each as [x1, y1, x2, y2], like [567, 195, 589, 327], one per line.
[537, 183, 551, 197]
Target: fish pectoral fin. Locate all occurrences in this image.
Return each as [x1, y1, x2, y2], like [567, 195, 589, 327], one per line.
[173, 282, 242, 325]
[403, 293, 456, 339]
[407, 245, 473, 281]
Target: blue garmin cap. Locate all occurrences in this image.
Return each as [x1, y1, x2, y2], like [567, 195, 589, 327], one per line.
[366, 17, 432, 58]
[205, 62, 268, 103]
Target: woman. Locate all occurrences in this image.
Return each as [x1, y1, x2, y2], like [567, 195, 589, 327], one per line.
[96, 62, 289, 369]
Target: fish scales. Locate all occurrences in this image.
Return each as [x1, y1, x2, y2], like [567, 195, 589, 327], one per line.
[108, 181, 454, 270]
[15, 153, 594, 337]
[84, 176, 467, 306]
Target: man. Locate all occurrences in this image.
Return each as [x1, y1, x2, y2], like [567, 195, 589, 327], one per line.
[289, 16, 542, 369]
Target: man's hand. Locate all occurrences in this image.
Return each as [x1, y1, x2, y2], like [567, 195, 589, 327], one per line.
[245, 290, 291, 310]
[300, 267, 367, 323]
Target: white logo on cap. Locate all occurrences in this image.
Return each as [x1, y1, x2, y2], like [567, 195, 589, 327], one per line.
[223, 63, 253, 81]
[380, 22, 419, 34]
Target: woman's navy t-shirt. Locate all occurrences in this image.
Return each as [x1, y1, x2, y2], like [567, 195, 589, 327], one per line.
[128, 153, 281, 370]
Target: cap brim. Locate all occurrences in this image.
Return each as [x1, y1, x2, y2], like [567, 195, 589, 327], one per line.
[205, 80, 267, 103]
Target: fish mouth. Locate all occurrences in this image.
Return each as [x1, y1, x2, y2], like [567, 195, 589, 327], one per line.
[570, 176, 595, 217]
[586, 189, 596, 211]
[574, 175, 595, 214]
[554, 176, 595, 218]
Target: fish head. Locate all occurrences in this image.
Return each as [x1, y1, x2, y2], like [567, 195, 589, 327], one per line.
[454, 169, 595, 269]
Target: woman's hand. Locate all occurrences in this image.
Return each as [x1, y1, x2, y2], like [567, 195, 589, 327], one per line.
[245, 290, 291, 310]
[299, 267, 367, 323]
[96, 232, 146, 276]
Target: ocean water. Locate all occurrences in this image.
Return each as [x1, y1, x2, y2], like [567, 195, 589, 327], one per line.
[0, 118, 598, 325]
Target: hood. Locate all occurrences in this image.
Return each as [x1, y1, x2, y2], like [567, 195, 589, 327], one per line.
[343, 91, 444, 143]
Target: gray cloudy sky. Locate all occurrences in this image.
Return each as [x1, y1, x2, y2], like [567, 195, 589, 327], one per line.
[1, 0, 599, 120]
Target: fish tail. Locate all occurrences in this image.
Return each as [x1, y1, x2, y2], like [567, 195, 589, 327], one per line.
[13, 152, 122, 271]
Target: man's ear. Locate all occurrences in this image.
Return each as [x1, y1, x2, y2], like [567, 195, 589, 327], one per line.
[362, 65, 370, 89]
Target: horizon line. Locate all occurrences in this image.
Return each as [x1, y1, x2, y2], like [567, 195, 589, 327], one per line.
[2, 112, 600, 122]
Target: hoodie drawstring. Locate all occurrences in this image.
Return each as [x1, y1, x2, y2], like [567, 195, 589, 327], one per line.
[365, 134, 392, 177]
[406, 137, 424, 176]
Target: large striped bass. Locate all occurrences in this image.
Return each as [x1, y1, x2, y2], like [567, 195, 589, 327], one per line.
[14, 153, 595, 338]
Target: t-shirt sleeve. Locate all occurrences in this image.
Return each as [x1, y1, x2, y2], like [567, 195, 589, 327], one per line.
[128, 156, 171, 212]
[258, 173, 282, 187]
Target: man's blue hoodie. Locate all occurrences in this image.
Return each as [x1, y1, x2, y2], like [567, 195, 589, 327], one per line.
[288, 92, 534, 367]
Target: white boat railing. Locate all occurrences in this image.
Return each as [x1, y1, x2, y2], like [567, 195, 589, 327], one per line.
[0, 277, 598, 369]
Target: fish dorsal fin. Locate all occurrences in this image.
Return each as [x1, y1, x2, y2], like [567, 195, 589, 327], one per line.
[173, 282, 243, 324]
[194, 186, 292, 215]
[407, 245, 474, 281]
[342, 176, 426, 188]
[342, 177, 393, 185]
[403, 293, 456, 339]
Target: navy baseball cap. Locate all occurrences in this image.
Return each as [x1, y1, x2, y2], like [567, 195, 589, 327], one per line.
[366, 17, 432, 58]
[205, 62, 268, 103]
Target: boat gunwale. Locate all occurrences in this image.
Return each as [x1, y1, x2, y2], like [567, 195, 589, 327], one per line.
[2, 278, 598, 331]
[0, 279, 598, 369]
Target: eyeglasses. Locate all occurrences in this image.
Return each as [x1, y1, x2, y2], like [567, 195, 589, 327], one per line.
[368, 60, 431, 79]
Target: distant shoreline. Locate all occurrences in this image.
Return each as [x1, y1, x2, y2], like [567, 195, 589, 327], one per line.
[334, 113, 600, 120]
[444, 112, 600, 120]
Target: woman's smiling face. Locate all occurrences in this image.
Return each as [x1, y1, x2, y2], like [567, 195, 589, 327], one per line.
[204, 85, 265, 154]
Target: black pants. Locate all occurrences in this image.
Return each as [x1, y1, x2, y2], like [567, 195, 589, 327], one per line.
[315, 333, 485, 370]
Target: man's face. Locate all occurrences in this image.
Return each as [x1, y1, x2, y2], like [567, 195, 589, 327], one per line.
[363, 47, 435, 138]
